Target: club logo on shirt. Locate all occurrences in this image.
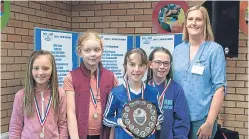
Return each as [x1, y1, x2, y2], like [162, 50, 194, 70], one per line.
[163, 99, 173, 110]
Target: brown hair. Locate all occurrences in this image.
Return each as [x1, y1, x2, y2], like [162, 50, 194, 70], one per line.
[76, 31, 103, 53]
[24, 50, 59, 117]
[123, 48, 148, 76]
[182, 5, 214, 41]
[146, 47, 173, 84]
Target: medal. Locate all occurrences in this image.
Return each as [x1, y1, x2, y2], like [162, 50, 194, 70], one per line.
[93, 113, 99, 119]
[34, 91, 52, 139]
[90, 67, 100, 108]
[40, 132, 44, 138]
[156, 124, 161, 130]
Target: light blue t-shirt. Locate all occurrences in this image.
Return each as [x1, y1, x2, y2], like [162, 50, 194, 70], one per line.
[172, 41, 227, 122]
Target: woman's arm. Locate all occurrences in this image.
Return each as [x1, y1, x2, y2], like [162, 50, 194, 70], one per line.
[197, 45, 226, 139]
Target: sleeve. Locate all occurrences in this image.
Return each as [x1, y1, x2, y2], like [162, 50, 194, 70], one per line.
[210, 45, 227, 94]
[63, 72, 74, 91]
[57, 88, 68, 139]
[173, 86, 190, 139]
[9, 90, 24, 139]
[103, 91, 118, 127]
[113, 73, 119, 87]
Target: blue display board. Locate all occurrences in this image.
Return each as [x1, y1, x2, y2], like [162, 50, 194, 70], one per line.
[34, 27, 183, 85]
[135, 33, 183, 54]
[100, 34, 133, 84]
[34, 28, 78, 86]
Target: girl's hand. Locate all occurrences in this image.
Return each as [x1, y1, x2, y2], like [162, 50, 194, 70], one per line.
[117, 118, 134, 137]
[197, 121, 214, 139]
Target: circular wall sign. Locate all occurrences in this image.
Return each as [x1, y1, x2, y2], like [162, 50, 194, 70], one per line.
[1, 1, 11, 31]
[152, 1, 189, 34]
[239, 1, 248, 36]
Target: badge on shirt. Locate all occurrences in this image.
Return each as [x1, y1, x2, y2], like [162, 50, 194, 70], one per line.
[191, 65, 205, 75]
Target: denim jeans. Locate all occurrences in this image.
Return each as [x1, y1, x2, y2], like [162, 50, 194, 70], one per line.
[188, 116, 218, 139]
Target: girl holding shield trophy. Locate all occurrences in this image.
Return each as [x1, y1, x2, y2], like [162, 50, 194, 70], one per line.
[103, 48, 163, 139]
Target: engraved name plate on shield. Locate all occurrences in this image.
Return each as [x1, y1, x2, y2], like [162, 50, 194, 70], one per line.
[122, 99, 157, 138]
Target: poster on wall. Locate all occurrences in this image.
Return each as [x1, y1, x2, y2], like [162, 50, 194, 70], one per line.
[136, 34, 182, 54]
[152, 1, 189, 34]
[34, 28, 78, 86]
[100, 34, 133, 84]
[239, 1, 248, 36]
[136, 34, 183, 81]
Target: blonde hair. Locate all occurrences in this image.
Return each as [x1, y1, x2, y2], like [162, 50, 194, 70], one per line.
[182, 5, 214, 41]
[77, 31, 103, 53]
[24, 50, 59, 117]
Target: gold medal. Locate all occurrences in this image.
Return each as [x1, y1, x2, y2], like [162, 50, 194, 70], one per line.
[93, 113, 99, 119]
[40, 132, 44, 138]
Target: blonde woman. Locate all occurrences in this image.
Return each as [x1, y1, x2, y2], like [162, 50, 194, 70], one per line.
[172, 6, 226, 139]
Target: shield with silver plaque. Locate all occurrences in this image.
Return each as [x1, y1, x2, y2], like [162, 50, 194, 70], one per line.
[122, 99, 157, 138]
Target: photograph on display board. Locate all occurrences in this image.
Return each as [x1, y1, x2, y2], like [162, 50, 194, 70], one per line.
[239, 1, 248, 36]
[152, 1, 189, 34]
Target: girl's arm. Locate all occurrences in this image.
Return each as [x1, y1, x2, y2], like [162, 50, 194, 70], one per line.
[103, 92, 118, 127]
[63, 73, 79, 139]
[58, 89, 68, 139]
[9, 90, 24, 138]
[66, 90, 80, 139]
[173, 86, 190, 139]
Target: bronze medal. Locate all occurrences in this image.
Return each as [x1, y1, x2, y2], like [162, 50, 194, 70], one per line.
[40, 132, 44, 138]
[93, 113, 98, 119]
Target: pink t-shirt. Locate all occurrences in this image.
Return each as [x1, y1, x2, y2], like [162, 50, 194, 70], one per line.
[9, 88, 68, 139]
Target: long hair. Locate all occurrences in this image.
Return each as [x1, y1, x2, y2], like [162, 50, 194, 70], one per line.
[24, 50, 59, 117]
[182, 5, 214, 41]
[76, 31, 103, 54]
[146, 47, 173, 84]
[123, 48, 148, 77]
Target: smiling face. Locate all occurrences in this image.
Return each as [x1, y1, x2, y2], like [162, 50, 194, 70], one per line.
[32, 55, 52, 89]
[149, 51, 171, 81]
[125, 53, 147, 84]
[186, 9, 205, 37]
[78, 37, 103, 70]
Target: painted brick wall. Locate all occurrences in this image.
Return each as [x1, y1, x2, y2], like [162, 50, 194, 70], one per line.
[1, 1, 72, 133]
[1, 1, 248, 139]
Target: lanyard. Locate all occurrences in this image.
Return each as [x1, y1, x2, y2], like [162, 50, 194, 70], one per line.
[123, 76, 144, 102]
[90, 67, 100, 108]
[34, 91, 52, 126]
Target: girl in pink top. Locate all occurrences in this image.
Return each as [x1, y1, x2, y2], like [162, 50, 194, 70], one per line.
[9, 50, 68, 139]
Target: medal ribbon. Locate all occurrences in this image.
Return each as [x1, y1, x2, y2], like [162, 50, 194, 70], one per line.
[90, 67, 100, 108]
[34, 91, 52, 126]
[123, 75, 144, 102]
[151, 78, 172, 110]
